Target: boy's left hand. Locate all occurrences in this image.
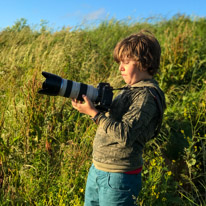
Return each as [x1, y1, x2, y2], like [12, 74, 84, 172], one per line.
[71, 95, 99, 118]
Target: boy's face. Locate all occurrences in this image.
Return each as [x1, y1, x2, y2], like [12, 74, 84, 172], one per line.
[119, 58, 143, 85]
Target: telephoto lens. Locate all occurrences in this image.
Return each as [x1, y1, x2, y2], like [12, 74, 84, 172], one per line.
[38, 72, 99, 102]
[38, 72, 113, 111]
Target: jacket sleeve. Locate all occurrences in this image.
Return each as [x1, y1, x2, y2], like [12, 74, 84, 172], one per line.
[97, 89, 158, 146]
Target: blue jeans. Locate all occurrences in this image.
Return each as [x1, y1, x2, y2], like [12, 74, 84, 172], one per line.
[84, 164, 142, 206]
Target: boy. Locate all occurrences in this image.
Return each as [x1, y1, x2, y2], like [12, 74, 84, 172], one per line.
[72, 30, 166, 206]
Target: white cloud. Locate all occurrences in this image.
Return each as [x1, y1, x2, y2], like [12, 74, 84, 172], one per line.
[84, 8, 106, 21]
[61, 7, 107, 27]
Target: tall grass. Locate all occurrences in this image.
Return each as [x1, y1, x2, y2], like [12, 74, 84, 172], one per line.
[0, 15, 205, 205]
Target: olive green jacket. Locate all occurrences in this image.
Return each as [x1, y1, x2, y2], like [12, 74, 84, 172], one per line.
[93, 79, 166, 172]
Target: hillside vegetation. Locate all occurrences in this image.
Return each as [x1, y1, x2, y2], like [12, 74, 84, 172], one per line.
[0, 15, 205, 205]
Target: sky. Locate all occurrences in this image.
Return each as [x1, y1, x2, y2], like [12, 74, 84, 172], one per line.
[0, 0, 205, 30]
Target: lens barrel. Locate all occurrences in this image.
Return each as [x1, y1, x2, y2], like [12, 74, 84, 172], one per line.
[38, 72, 98, 102]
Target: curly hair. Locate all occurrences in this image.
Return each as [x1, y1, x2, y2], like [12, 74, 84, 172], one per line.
[113, 30, 161, 76]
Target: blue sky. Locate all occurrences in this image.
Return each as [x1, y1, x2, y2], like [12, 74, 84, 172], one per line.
[0, 0, 205, 30]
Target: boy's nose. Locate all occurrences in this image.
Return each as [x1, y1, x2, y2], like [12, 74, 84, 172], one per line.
[119, 63, 125, 71]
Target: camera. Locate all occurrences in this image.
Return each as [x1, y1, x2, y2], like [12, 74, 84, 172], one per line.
[38, 72, 113, 111]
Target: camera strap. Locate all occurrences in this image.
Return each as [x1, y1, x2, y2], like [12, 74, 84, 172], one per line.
[113, 86, 164, 139]
[112, 87, 129, 91]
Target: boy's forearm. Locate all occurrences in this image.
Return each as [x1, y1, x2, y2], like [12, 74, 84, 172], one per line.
[96, 94, 157, 145]
[96, 113, 140, 146]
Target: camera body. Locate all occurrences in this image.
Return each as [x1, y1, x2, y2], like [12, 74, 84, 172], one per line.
[38, 72, 113, 111]
[95, 83, 113, 111]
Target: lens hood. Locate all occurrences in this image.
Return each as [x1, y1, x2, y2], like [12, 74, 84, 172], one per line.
[38, 72, 62, 96]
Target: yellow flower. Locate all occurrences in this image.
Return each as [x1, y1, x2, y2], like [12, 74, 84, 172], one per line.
[79, 188, 84, 193]
[152, 185, 156, 190]
[151, 159, 156, 167]
[184, 108, 187, 117]
[162, 197, 167, 201]
[187, 136, 190, 142]
[172, 160, 176, 163]
[167, 171, 172, 176]
[181, 130, 184, 134]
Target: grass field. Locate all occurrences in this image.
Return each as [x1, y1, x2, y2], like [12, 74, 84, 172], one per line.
[0, 15, 205, 205]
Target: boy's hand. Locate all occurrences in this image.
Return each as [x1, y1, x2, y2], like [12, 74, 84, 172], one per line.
[71, 95, 99, 118]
